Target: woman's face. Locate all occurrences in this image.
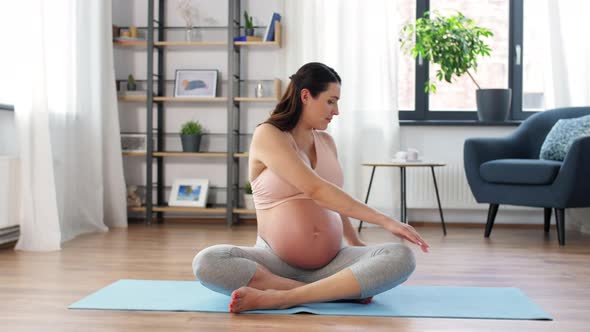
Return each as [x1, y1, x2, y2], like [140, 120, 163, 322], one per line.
[300, 82, 341, 130]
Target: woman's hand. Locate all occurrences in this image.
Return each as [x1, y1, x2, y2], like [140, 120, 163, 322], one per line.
[384, 220, 430, 253]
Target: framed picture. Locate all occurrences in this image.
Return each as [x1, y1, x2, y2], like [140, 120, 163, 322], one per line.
[174, 69, 218, 98]
[121, 134, 148, 152]
[169, 178, 209, 207]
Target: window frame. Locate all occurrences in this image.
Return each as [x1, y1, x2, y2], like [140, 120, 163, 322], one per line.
[399, 0, 530, 123]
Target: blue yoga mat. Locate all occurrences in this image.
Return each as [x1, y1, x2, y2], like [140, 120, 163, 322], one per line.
[69, 279, 551, 320]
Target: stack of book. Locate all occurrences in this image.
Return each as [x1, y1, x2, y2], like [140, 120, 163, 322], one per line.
[264, 12, 281, 42]
[0, 225, 19, 247]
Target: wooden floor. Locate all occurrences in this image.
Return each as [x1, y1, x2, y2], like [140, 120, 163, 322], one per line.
[1, 223, 589, 331]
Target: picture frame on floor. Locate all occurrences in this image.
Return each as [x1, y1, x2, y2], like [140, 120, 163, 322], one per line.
[174, 69, 218, 98]
[169, 178, 209, 207]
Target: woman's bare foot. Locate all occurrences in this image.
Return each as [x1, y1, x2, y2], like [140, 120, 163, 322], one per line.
[229, 287, 290, 313]
[248, 264, 306, 291]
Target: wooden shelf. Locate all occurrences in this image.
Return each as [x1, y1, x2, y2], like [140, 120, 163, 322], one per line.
[234, 22, 282, 48]
[128, 206, 226, 214]
[153, 97, 227, 102]
[155, 41, 226, 47]
[233, 208, 256, 215]
[123, 151, 147, 157]
[114, 41, 147, 47]
[114, 22, 281, 49]
[118, 96, 147, 102]
[118, 96, 227, 102]
[124, 151, 228, 157]
[234, 97, 278, 102]
[153, 206, 226, 214]
[117, 10, 283, 224]
[153, 152, 227, 157]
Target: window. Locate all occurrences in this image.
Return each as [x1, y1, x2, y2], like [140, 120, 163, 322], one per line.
[429, 0, 509, 112]
[399, 0, 527, 122]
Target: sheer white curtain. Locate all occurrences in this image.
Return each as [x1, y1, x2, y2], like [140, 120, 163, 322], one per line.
[12, 0, 126, 251]
[282, 0, 402, 222]
[543, 1, 590, 233]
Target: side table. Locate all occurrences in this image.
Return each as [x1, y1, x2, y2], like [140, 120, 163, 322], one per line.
[357, 161, 447, 235]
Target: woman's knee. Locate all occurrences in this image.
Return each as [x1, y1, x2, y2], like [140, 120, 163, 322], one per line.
[380, 243, 416, 277]
[192, 244, 231, 282]
[192, 244, 259, 295]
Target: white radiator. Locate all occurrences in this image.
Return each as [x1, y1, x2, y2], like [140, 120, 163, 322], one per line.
[0, 156, 19, 228]
[405, 162, 480, 209]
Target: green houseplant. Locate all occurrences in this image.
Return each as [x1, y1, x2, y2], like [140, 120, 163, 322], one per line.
[180, 120, 203, 152]
[400, 11, 510, 122]
[244, 11, 254, 36]
[127, 74, 137, 91]
[243, 181, 254, 210]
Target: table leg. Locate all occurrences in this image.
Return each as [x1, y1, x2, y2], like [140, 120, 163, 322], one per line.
[401, 167, 407, 223]
[431, 166, 447, 235]
[357, 166, 376, 233]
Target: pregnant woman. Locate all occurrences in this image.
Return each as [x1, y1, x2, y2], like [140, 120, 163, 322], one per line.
[192, 62, 429, 313]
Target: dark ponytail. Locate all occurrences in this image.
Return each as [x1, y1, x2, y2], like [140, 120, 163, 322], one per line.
[264, 62, 341, 131]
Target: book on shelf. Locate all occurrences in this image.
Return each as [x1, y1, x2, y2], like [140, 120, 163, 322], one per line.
[263, 12, 281, 42]
[233, 35, 263, 42]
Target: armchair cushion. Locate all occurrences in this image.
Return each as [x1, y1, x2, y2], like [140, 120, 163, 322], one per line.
[480, 159, 563, 185]
[539, 114, 590, 161]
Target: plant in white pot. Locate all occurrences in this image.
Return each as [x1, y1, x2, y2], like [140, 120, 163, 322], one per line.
[400, 11, 510, 122]
[180, 120, 203, 152]
[243, 181, 254, 210]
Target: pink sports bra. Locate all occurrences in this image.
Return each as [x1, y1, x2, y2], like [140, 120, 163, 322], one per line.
[251, 130, 343, 210]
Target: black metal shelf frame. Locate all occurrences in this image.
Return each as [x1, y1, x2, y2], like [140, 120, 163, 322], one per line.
[142, 0, 251, 225]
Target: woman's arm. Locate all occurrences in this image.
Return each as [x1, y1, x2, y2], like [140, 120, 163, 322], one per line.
[341, 215, 366, 246]
[251, 124, 429, 252]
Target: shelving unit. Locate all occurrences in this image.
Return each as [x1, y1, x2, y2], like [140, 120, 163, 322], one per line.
[118, 0, 282, 225]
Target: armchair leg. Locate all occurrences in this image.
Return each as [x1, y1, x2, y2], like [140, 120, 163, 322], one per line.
[544, 208, 552, 233]
[484, 204, 499, 238]
[554, 208, 565, 246]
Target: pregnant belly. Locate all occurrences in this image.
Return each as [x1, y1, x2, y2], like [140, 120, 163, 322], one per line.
[257, 199, 344, 269]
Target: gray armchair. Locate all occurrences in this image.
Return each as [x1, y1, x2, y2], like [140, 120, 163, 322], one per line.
[464, 107, 590, 245]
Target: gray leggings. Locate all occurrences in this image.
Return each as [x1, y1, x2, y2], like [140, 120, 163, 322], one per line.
[192, 237, 416, 298]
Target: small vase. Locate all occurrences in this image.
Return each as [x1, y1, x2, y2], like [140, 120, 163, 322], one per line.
[255, 81, 264, 98]
[184, 26, 193, 41]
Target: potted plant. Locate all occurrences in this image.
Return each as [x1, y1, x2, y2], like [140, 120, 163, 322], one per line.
[244, 11, 254, 36]
[127, 74, 137, 91]
[180, 120, 203, 152]
[400, 11, 510, 122]
[243, 181, 254, 209]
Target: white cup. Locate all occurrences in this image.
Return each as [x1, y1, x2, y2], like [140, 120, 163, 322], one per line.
[406, 148, 419, 161]
[395, 151, 407, 160]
